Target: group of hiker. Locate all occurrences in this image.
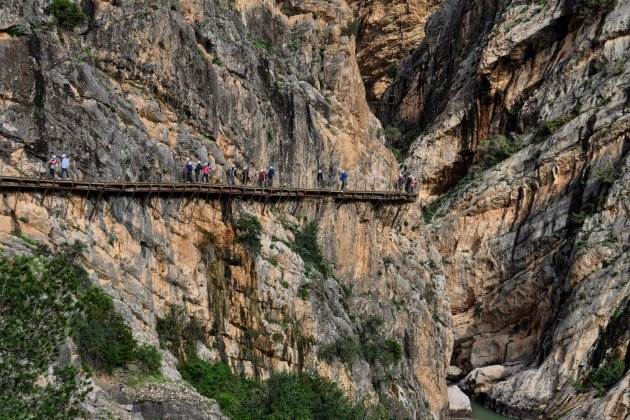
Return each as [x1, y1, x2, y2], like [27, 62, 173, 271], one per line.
[47, 154, 71, 178]
[397, 172, 417, 193]
[43, 154, 414, 193]
[181, 160, 418, 192]
[182, 160, 278, 187]
[182, 160, 356, 190]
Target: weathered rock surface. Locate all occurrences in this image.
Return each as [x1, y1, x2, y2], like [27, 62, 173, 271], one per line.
[382, 0, 630, 417]
[349, 0, 441, 103]
[447, 385, 472, 419]
[0, 0, 451, 418]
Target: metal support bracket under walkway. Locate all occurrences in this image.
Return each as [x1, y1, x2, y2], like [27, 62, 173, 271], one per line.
[0, 176, 417, 204]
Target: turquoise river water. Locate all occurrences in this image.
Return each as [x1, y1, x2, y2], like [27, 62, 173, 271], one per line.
[471, 400, 513, 420]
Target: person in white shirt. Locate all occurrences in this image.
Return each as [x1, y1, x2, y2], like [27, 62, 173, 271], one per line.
[60, 154, 70, 178]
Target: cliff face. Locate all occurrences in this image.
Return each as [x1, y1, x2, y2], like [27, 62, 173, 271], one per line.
[2, 0, 629, 418]
[0, 0, 451, 418]
[349, 0, 441, 104]
[382, 0, 630, 417]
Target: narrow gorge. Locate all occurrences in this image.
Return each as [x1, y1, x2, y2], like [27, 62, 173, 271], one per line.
[0, 0, 627, 419]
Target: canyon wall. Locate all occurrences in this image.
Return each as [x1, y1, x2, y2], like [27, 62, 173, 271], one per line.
[382, 0, 629, 417]
[0, 0, 451, 418]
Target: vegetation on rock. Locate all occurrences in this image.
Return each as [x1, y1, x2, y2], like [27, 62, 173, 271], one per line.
[46, 0, 86, 29]
[180, 355, 386, 419]
[290, 220, 332, 277]
[156, 305, 206, 360]
[234, 215, 263, 255]
[0, 245, 160, 416]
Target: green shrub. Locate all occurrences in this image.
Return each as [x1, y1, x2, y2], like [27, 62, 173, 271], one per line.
[386, 63, 399, 79]
[8, 24, 28, 37]
[476, 135, 524, 169]
[181, 356, 386, 419]
[234, 215, 263, 255]
[297, 283, 310, 299]
[538, 115, 573, 138]
[253, 38, 273, 53]
[377, 126, 418, 161]
[73, 287, 137, 372]
[341, 19, 361, 37]
[589, 359, 625, 395]
[318, 337, 361, 364]
[46, 0, 87, 29]
[0, 253, 89, 418]
[212, 57, 223, 66]
[243, 372, 370, 419]
[291, 220, 332, 277]
[156, 305, 206, 360]
[179, 357, 257, 418]
[593, 163, 621, 184]
[132, 344, 162, 373]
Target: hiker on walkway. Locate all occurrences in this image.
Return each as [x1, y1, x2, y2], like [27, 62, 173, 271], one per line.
[339, 169, 348, 191]
[194, 161, 202, 182]
[227, 165, 237, 185]
[241, 166, 250, 185]
[410, 176, 417, 193]
[48, 154, 59, 179]
[316, 169, 324, 188]
[267, 165, 275, 187]
[405, 175, 416, 193]
[60, 154, 70, 178]
[397, 173, 406, 191]
[184, 159, 194, 182]
[258, 168, 267, 187]
[201, 162, 210, 183]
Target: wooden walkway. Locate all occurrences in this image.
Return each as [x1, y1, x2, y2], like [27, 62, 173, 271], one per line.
[0, 176, 417, 204]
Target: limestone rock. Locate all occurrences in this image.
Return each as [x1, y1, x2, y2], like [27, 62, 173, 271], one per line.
[448, 385, 472, 419]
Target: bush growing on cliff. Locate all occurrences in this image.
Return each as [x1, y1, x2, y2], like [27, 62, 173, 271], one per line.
[589, 359, 625, 395]
[74, 287, 162, 374]
[46, 0, 87, 29]
[180, 355, 380, 419]
[537, 115, 573, 139]
[156, 305, 206, 360]
[477, 134, 524, 169]
[0, 253, 90, 417]
[234, 215, 263, 255]
[291, 220, 332, 277]
[341, 19, 361, 37]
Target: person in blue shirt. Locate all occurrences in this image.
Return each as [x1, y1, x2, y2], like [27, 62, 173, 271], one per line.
[339, 169, 348, 191]
[184, 160, 194, 182]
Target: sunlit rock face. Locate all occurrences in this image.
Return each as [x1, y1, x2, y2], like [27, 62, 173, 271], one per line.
[381, 0, 630, 417]
[0, 0, 451, 418]
[3, 0, 629, 417]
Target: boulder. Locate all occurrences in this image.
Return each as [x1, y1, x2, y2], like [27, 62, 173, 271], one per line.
[448, 385, 473, 419]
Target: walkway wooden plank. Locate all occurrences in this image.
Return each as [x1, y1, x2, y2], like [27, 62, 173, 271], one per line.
[0, 176, 417, 204]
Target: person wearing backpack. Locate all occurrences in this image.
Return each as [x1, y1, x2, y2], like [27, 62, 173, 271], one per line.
[48, 154, 59, 179]
[194, 161, 203, 182]
[184, 160, 194, 182]
[267, 165, 275, 187]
